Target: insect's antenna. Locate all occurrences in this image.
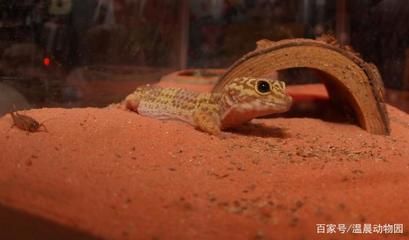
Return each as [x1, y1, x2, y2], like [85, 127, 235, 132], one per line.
[37, 117, 58, 132]
[39, 123, 49, 132]
[40, 117, 58, 125]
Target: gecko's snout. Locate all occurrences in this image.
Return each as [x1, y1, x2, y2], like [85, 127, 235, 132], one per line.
[271, 93, 293, 113]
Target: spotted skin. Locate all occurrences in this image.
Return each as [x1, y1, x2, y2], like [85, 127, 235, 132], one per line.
[123, 77, 292, 135]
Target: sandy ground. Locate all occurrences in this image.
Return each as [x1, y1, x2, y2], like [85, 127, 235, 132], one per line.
[0, 83, 409, 240]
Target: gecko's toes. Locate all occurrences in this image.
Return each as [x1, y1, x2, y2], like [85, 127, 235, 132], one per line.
[213, 131, 236, 140]
[106, 103, 122, 109]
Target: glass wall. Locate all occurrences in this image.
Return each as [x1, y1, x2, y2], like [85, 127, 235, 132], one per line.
[0, 0, 408, 114]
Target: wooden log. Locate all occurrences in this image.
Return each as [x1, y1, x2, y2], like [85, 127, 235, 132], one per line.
[213, 36, 390, 135]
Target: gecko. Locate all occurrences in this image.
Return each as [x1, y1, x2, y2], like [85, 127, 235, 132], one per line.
[122, 77, 292, 135]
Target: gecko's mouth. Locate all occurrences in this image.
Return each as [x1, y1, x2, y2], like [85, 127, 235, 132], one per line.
[254, 102, 292, 117]
[272, 104, 292, 113]
[251, 96, 293, 115]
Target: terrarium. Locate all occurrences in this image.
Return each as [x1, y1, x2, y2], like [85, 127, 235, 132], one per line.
[0, 1, 408, 239]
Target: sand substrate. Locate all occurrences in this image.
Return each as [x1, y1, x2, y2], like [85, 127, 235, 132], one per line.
[0, 84, 408, 240]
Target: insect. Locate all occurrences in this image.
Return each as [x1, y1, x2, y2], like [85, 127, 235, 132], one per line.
[9, 110, 48, 133]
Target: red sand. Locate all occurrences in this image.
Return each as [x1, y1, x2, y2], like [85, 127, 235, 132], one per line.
[0, 84, 409, 240]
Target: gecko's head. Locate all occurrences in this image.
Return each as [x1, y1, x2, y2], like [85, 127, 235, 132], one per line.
[220, 77, 292, 128]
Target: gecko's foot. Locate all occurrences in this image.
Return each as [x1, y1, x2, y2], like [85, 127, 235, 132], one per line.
[107, 102, 129, 110]
[216, 131, 236, 140]
[193, 111, 222, 137]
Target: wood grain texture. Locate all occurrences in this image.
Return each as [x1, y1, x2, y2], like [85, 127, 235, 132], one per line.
[213, 37, 390, 135]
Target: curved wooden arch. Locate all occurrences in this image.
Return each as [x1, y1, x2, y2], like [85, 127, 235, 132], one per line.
[213, 37, 390, 135]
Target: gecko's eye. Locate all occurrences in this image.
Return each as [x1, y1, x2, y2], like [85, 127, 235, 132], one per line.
[256, 80, 271, 94]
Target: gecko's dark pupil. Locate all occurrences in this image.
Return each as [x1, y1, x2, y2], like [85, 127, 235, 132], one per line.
[257, 81, 270, 93]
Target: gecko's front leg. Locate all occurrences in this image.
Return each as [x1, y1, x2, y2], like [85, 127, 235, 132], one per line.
[191, 93, 223, 135]
[193, 110, 221, 135]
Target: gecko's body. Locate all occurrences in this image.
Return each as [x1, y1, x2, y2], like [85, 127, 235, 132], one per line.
[124, 77, 292, 135]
